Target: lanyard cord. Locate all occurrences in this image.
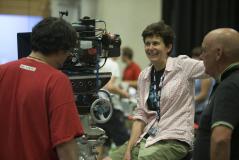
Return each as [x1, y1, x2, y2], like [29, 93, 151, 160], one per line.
[152, 67, 165, 121]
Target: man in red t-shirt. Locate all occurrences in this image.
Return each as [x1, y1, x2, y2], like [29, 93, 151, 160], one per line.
[121, 47, 141, 88]
[0, 17, 83, 160]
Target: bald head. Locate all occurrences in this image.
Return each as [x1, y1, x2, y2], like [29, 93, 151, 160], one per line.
[204, 28, 239, 61]
[201, 28, 239, 77]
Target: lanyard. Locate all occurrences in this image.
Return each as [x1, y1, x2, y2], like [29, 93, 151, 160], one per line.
[152, 67, 165, 121]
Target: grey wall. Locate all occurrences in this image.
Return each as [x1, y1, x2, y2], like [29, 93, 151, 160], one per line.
[50, 0, 80, 23]
[96, 0, 162, 71]
[51, 0, 162, 71]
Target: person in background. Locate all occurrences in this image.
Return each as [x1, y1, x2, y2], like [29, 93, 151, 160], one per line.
[97, 57, 130, 160]
[101, 57, 130, 98]
[0, 17, 84, 160]
[109, 21, 206, 160]
[193, 28, 239, 160]
[191, 47, 214, 125]
[121, 46, 141, 88]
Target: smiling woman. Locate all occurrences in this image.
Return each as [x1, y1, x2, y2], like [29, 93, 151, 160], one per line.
[109, 21, 207, 160]
[144, 35, 171, 71]
[142, 22, 174, 71]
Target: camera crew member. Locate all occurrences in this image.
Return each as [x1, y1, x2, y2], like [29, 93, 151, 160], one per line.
[0, 17, 84, 160]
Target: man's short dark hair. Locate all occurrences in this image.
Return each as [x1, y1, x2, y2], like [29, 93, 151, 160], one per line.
[142, 21, 174, 47]
[122, 47, 133, 60]
[31, 17, 77, 55]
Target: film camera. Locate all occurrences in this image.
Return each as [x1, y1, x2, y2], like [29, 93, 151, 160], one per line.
[61, 15, 122, 160]
[17, 15, 121, 122]
[62, 16, 121, 120]
[17, 14, 122, 159]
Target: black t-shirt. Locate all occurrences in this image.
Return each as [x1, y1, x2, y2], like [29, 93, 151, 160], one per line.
[147, 67, 165, 111]
[193, 67, 239, 160]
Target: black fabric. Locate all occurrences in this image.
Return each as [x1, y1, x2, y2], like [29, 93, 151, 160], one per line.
[147, 67, 165, 111]
[96, 109, 130, 147]
[193, 68, 239, 160]
[162, 0, 239, 56]
[220, 65, 239, 81]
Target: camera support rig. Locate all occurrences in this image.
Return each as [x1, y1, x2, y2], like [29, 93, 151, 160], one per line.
[16, 12, 121, 159]
[67, 72, 114, 160]
[60, 12, 121, 159]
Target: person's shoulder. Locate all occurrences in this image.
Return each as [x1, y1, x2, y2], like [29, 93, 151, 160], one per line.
[2, 59, 22, 65]
[141, 65, 151, 73]
[138, 65, 151, 79]
[51, 69, 68, 79]
[221, 72, 239, 88]
[0, 59, 25, 70]
[132, 62, 141, 68]
[102, 58, 119, 69]
[132, 61, 139, 66]
[31, 61, 66, 78]
[229, 71, 239, 80]
[105, 58, 116, 65]
[33, 62, 68, 81]
[214, 76, 239, 102]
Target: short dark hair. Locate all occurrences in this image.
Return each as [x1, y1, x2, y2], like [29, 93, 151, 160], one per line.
[122, 47, 133, 60]
[141, 21, 174, 47]
[31, 17, 77, 55]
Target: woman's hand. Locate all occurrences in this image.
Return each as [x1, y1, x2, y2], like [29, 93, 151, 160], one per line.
[123, 150, 131, 160]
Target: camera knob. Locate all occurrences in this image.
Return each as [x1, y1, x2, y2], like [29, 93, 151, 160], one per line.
[90, 98, 113, 124]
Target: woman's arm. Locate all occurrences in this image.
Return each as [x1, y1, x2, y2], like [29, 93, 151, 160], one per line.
[195, 78, 213, 103]
[124, 120, 146, 160]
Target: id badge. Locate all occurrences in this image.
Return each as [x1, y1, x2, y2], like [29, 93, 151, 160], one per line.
[147, 127, 158, 137]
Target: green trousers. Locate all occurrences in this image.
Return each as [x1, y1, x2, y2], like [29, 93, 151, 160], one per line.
[109, 139, 189, 160]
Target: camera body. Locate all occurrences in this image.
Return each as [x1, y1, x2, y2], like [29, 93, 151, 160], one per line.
[63, 16, 121, 72]
[61, 16, 121, 115]
[17, 14, 121, 160]
[17, 16, 121, 116]
[62, 16, 120, 160]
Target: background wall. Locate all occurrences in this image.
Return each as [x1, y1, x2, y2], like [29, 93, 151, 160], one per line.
[52, 0, 162, 70]
[95, 0, 162, 70]
[0, 0, 50, 17]
[0, 0, 162, 70]
[51, 0, 81, 23]
[0, 15, 42, 63]
[162, 0, 239, 56]
[0, 0, 49, 63]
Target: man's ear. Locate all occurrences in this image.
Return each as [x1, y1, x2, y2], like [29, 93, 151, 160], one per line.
[215, 47, 223, 61]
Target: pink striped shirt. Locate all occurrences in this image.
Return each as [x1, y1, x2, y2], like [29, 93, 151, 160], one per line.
[133, 55, 206, 147]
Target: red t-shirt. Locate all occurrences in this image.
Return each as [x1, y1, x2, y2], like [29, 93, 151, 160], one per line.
[0, 58, 84, 160]
[123, 62, 141, 81]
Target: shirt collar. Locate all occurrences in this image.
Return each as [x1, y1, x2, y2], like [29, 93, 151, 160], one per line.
[143, 57, 174, 80]
[218, 62, 239, 82]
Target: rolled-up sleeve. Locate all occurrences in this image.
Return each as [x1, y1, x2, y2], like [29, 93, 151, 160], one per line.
[178, 55, 208, 79]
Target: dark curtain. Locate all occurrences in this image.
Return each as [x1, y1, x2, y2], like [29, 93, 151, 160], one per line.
[162, 0, 239, 56]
